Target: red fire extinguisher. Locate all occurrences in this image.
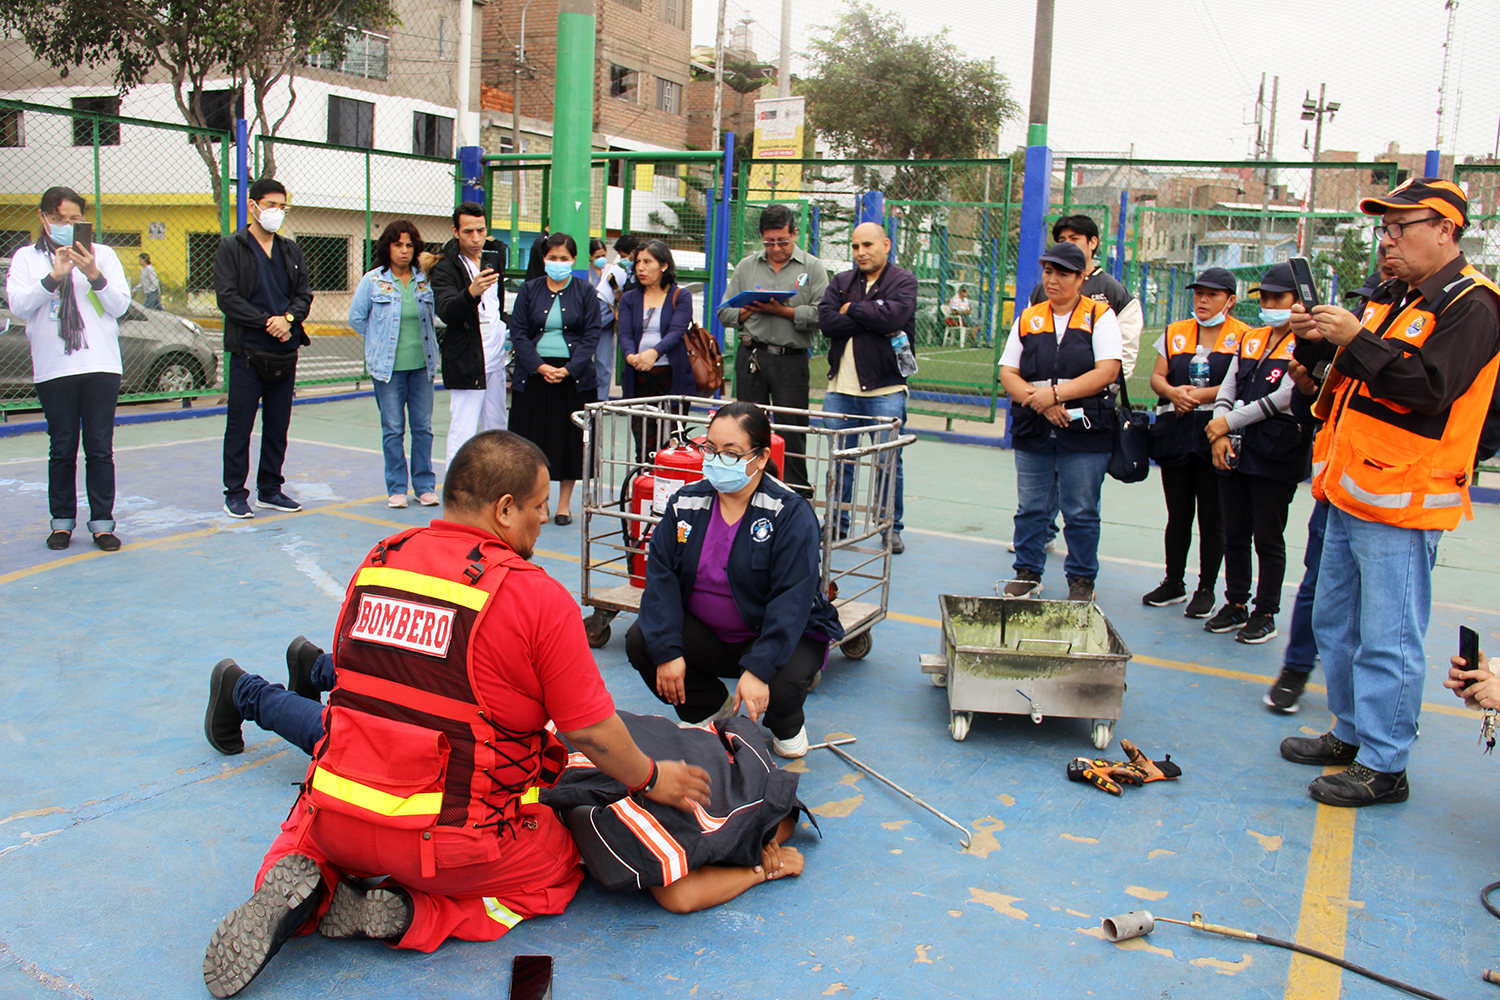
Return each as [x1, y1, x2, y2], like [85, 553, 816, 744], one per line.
[629, 443, 704, 587]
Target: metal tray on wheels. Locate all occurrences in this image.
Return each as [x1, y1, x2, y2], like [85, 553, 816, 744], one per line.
[573, 395, 913, 665]
[919, 594, 1131, 748]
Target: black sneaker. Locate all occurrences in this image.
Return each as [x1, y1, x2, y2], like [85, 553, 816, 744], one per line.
[1067, 576, 1095, 602]
[887, 530, 905, 555]
[1184, 588, 1215, 619]
[1308, 763, 1410, 807]
[203, 853, 325, 998]
[285, 635, 323, 702]
[1280, 731, 1358, 766]
[317, 882, 413, 940]
[1204, 602, 1249, 633]
[256, 491, 303, 513]
[1142, 579, 1187, 606]
[1003, 569, 1042, 598]
[223, 497, 255, 519]
[205, 658, 247, 755]
[1235, 612, 1278, 644]
[1264, 668, 1311, 714]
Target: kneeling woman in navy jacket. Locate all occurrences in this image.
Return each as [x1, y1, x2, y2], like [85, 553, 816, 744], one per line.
[627, 401, 844, 759]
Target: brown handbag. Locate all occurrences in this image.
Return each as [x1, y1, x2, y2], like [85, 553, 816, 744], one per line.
[672, 287, 724, 396]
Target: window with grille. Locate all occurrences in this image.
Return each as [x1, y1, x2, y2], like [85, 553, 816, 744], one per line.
[655, 79, 681, 115]
[309, 28, 390, 80]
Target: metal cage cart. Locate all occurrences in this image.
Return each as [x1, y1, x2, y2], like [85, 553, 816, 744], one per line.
[573, 395, 915, 666]
[919, 594, 1132, 748]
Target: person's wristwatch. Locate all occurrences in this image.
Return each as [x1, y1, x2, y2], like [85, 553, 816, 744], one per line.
[283, 312, 295, 325]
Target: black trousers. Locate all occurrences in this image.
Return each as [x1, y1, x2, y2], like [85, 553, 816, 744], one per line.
[626, 612, 826, 740]
[628, 364, 686, 463]
[222, 352, 297, 501]
[1217, 469, 1299, 615]
[1158, 455, 1224, 591]
[35, 371, 120, 530]
[733, 346, 810, 494]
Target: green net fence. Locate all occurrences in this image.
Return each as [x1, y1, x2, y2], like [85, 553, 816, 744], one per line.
[0, 99, 231, 411]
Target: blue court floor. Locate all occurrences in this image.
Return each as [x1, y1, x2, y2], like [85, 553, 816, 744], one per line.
[0, 398, 1496, 1000]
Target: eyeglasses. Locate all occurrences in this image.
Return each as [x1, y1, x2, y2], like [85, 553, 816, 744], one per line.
[694, 443, 760, 462]
[1373, 214, 1443, 241]
[761, 239, 793, 248]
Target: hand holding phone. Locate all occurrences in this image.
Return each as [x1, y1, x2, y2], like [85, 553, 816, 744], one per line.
[72, 221, 93, 250]
[1460, 626, 1480, 672]
[480, 249, 502, 274]
[1288, 256, 1322, 309]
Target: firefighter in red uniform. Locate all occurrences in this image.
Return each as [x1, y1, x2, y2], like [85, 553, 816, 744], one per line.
[202, 430, 711, 999]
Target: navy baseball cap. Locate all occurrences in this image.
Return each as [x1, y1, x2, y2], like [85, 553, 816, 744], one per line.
[1249, 262, 1296, 295]
[1345, 269, 1384, 300]
[1187, 267, 1237, 294]
[1038, 242, 1087, 273]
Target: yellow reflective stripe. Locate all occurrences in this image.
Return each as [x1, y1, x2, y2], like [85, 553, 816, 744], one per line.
[311, 766, 443, 818]
[520, 786, 541, 805]
[483, 897, 524, 928]
[356, 566, 488, 610]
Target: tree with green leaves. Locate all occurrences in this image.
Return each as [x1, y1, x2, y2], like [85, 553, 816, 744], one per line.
[1315, 227, 1373, 298]
[800, 2, 1020, 161]
[2, 0, 396, 207]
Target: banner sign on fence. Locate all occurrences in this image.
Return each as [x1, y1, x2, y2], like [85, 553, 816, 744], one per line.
[749, 97, 804, 199]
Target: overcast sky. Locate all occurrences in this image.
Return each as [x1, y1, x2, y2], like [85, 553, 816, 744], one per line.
[690, 0, 1500, 165]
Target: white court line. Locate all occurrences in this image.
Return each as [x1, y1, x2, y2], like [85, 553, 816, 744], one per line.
[286, 436, 384, 456]
[902, 525, 1500, 617]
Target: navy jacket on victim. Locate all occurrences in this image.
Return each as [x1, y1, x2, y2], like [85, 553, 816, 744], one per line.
[637, 476, 844, 682]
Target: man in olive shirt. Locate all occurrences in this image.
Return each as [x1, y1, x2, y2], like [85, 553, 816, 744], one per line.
[717, 204, 829, 494]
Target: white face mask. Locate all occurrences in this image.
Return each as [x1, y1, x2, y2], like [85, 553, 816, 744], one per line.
[256, 205, 286, 234]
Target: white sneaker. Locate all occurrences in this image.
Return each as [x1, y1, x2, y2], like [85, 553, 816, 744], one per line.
[772, 726, 809, 758]
[417, 492, 440, 506]
[1006, 539, 1059, 553]
[387, 494, 408, 508]
[678, 694, 736, 729]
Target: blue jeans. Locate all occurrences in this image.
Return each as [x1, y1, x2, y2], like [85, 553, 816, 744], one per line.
[1012, 442, 1110, 582]
[232, 652, 335, 756]
[371, 368, 435, 495]
[823, 390, 907, 533]
[1313, 506, 1441, 773]
[1282, 500, 1329, 672]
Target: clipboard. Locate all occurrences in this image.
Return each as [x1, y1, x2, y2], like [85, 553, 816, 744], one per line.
[722, 289, 795, 310]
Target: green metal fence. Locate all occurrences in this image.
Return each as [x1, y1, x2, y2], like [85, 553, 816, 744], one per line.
[0, 99, 231, 414]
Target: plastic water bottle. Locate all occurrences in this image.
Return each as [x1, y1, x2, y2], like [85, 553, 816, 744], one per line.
[1188, 345, 1211, 388]
[891, 333, 919, 377]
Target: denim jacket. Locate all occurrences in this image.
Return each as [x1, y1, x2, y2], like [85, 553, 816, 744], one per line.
[349, 266, 439, 382]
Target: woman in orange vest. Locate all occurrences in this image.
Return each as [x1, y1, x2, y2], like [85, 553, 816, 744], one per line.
[1144, 267, 1247, 617]
[1201, 263, 1314, 645]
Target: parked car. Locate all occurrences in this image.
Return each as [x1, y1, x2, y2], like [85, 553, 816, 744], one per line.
[0, 259, 219, 397]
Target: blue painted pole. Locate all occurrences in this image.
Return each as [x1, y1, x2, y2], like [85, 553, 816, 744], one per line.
[1017, 133, 1053, 308]
[1112, 190, 1127, 280]
[709, 132, 735, 351]
[459, 146, 485, 206]
[235, 118, 249, 231]
[1424, 149, 1441, 178]
[809, 205, 821, 256]
[859, 191, 885, 226]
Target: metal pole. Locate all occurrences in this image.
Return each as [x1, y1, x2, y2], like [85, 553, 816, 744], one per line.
[511, 0, 536, 250]
[455, 0, 473, 147]
[235, 118, 248, 230]
[777, 0, 792, 98]
[711, 0, 728, 151]
[364, 150, 373, 269]
[818, 742, 972, 849]
[549, 0, 596, 242]
[1303, 83, 1325, 256]
[92, 117, 102, 232]
[1015, 0, 1055, 309]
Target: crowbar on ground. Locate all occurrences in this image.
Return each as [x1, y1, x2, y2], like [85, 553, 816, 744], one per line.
[808, 737, 972, 849]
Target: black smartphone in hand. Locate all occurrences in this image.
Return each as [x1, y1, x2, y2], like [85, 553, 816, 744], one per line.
[1288, 256, 1321, 309]
[72, 221, 93, 250]
[1461, 625, 1480, 674]
[509, 955, 553, 1000]
[480, 249, 502, 274]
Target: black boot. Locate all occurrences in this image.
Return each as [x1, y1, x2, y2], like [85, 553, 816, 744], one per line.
[205, 659, 247, 755]
[285, 635, 323, 702]
[203, 853, 325, 998]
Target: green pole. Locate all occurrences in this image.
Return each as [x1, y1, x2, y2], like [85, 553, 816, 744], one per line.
[364, 150, 373, 269]
[549, 0, 596, 244]
[220, 131, 231, 236]
[92, 117, 102, 231]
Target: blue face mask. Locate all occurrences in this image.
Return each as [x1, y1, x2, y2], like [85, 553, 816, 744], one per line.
[1198, 309, 1227, 327]
[593, 256, 609, 270]
[1259, 308, 1292, 328]
[702, 452, 756, 493]
[544, 260, 574, 282]
[48, 223, 74, 247]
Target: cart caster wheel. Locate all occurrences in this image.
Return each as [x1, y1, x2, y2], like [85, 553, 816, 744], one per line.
[584, 614, 613, 649]
[808, 669, 824, 692]
[1091, 721, 1114, 751]
[841, 631, 873, 660]
[949, 712, 972, 741]
[931, 672, 947, 688]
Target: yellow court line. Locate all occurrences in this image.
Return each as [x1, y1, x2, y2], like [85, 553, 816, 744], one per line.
[1285, 774, 1356, 999]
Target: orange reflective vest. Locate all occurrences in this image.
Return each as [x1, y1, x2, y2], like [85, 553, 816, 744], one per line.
[1311, 264, 1500, 529]
[305, 525, 566, 873]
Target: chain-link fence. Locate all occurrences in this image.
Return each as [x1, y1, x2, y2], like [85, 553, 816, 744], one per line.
[0, 99, 230, 413]
[732, 156, 1018, 423]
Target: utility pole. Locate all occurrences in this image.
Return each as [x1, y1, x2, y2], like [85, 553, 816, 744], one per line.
[1257, 75, 1278, 266]
[711, 0, 728, 151]
[778, 0, 792, 98]
[1300, 83, 1338, 256]
[1430, 0, 1458, 177]
[455, 0, 473, 147]
[510, 0, 537, 248]
[1014, 0, 1055, 306]
[550, 0, 596, 243]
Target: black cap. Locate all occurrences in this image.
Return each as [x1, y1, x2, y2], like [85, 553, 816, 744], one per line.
[1249, 262, 1296, 295]
[1186, 267, 1237, 294]
[1345, 269, 1384, 300]
[1038, 242, 1087, 273]
[1359, 178, 1468, 228]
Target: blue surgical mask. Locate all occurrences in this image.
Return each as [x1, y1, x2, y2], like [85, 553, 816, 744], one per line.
[593, 256, 609, 270]
[1198, 309, 1227, 327]
[545, 261, 574, 282]
[48, 223, 74, 247]
[1259, 308, 1292, 328]
[702, 452, 755, 493]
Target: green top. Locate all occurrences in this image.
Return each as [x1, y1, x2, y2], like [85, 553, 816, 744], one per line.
[537, 293, 569, 357]
[392, 274, 426, 371]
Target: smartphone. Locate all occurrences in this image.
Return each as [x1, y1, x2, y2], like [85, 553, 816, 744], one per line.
[1288, 256, 1322, 309]
[480, 248, 502, 274]
[72, 221, 93, 250]
[1461, 625, 1480, 675]
[509, 955, 553, 1000]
